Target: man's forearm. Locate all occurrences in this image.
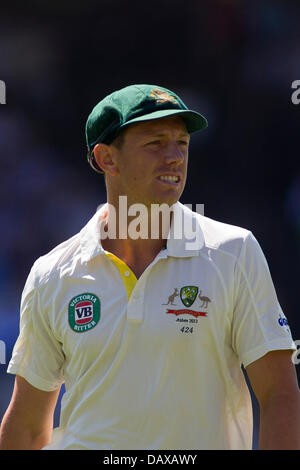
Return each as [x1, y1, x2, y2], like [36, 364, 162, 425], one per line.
[259, 391, 300, 450]
[0, 410, 50, 450]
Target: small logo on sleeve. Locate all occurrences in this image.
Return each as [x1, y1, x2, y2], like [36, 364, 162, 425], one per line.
[278, 312, 291, 334]
[68, 293, 100, 333]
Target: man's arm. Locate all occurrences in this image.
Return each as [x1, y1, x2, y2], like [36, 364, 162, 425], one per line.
[0, 375, 60, 450]
[246, 349, 300, 450]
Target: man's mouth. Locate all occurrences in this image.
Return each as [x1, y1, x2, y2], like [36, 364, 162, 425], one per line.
[158, 175, 180, 185]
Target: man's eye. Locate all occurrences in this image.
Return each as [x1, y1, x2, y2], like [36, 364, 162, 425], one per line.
[146, 140, 161, 146]
[177, 141, 189, 146]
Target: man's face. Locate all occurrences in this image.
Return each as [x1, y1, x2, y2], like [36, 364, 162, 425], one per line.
[110, 115, 190, 207]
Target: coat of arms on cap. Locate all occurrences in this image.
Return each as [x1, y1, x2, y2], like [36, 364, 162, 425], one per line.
[150, 88, 179, 105]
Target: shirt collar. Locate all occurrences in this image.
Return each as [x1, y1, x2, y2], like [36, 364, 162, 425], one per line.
[80, 204, 107, 263]
[80, 201, 205, 263]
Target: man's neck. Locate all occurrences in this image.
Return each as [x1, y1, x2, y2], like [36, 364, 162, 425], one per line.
[102, 237, 166, 277]
[99, 198, 172, 278]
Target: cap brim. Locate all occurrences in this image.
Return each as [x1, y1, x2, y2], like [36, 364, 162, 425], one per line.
[119, 109, 208, 134]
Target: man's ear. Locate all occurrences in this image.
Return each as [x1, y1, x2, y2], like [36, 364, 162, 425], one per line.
[93, 144, 119, 176]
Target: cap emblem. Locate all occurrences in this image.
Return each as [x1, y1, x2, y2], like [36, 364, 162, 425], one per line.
[150, 88, 179, 105]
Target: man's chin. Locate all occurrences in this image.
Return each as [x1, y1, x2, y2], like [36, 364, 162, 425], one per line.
[126, 186, 184, 208]
[145, 195, 180, 208]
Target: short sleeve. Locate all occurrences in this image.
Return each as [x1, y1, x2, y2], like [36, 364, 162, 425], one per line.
[7, 261, 65, 391]
[231, 232, 296, 368]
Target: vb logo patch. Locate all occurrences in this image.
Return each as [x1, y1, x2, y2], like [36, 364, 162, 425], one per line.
[68, 293, 100, 333]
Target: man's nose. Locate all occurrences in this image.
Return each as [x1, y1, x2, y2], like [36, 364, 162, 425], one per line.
[164, 140, 186, 165]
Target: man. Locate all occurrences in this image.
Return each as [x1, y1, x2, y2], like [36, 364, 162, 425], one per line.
[0, 84, 299, 450]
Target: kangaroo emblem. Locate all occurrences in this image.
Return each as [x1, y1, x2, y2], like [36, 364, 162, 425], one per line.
[198, 290, 212, 309]
[162, 288, 179, 305]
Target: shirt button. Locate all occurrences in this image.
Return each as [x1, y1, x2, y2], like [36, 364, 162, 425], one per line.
[124, 270, 130, 277]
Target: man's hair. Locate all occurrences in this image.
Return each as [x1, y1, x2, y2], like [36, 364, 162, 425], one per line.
[110, 128, 127, 150]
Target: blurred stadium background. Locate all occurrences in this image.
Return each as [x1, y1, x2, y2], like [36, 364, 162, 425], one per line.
[0, 0, 299, 450]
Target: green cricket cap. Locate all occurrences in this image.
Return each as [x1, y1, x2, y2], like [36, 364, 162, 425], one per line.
[85, 84, 208, 174]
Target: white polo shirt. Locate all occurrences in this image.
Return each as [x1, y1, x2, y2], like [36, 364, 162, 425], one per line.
[7, 202, 296, 450]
